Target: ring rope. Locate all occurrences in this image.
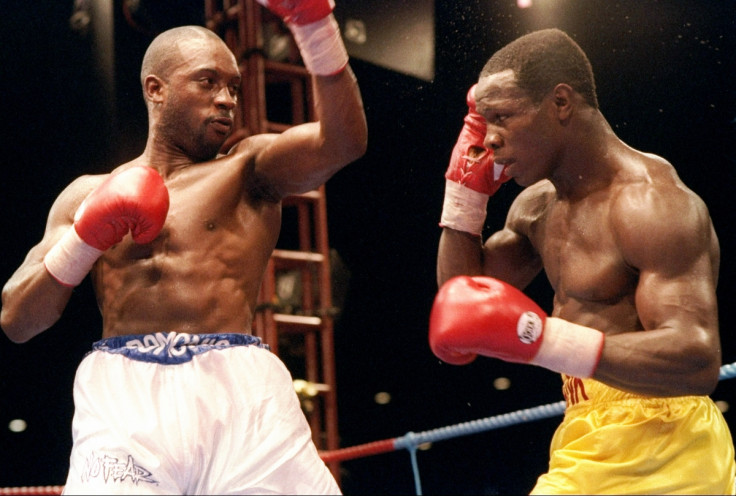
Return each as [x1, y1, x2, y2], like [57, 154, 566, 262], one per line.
[321, 361, 736, 495]
[3, 363, 736, 495]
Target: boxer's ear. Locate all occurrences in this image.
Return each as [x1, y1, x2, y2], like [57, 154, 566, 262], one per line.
[551, 83, 574, 121]
[144, 75, 166, 105]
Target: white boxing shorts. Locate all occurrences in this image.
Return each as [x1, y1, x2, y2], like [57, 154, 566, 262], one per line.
[63, 332, 340, 495]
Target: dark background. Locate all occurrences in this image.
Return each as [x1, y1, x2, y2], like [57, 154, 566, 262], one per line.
[1, 1, 735, 494]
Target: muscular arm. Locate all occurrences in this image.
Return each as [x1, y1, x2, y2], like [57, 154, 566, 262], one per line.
[594, 184, 722, 396]
[250, 67, 367, 198]
[1, 176, 100, 342]
[437, 184, 544, 289]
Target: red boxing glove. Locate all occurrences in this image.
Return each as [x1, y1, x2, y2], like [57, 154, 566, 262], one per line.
[429, 276, 605, 378]
[445, 85, 499, 192]
[44, 167, 169, 287]
[256, 0, 334, 25]
[74, 167, 169, 250]
[440, 85, 510, 236]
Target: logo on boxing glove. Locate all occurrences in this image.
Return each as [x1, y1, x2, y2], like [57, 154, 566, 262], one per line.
[517, 311, 543, 344]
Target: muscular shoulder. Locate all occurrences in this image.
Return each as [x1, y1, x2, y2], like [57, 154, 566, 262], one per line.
[49, 173, 109, 223]
[506, 179, 556, 236]
[226, 134, 282, 202]
[610, 155, 716, 274]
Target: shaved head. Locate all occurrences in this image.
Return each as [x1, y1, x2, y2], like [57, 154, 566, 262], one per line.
[138, 25, 241, 160]
[140, 25, 227, 86]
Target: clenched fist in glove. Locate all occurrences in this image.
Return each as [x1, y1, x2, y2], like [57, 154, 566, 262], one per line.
[44, 167, 169, 287]
[440, 85, 510, 236]
[256, 0, 349, 76]
[429, 276, 605, 378]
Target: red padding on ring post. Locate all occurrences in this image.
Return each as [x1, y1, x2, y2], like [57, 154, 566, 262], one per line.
[0, 487, 64, 495]
[319, 438, 397, 463]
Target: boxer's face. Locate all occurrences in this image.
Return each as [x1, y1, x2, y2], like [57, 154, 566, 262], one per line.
[475, 70, 559, 186]
[158, 37, 241, 160]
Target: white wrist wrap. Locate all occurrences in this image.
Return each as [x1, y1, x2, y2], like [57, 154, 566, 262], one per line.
[532, 317, 605, 378]
[43, 227, 104, 287]
[289, 14, 349, 76]
[439, 180, 489, 236]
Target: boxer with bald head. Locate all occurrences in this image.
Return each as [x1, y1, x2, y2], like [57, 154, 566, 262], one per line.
[2, 1, 366, 493]
[432, 28, 734, 493]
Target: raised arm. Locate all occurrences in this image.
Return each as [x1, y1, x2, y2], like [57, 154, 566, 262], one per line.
[436, 84, 528, 287]
[249, 0, 367, 198]
[594, 183, 722, 396]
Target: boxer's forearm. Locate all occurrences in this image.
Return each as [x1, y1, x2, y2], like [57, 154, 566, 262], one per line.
[594, 327, 720, 396]
[312, 67, 367, 167]
[1, 259, 73, 342]
[437, 228, 484, 287]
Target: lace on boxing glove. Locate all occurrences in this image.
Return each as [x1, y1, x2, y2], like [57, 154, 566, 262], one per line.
[531, 317, 605, 378]
[440, 166, 504, 236]
[289, 14, 348, 76]
[44, 228, 104, 287]
[256, 0, 348, 76]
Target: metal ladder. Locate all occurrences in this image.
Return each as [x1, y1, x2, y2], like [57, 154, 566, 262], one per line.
[204, 0, 341, 480]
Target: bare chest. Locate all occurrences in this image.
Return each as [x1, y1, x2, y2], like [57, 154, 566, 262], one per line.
[533, 199, 637, 304]
[93, 165, 281, 335]
[103, 165, 281, 275]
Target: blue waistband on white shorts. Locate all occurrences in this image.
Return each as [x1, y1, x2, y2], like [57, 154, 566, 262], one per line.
[91, 332, 269, 364]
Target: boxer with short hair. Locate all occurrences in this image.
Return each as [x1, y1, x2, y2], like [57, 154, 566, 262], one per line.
[432, 28, 735, 493]
[1, 1, 366, 493]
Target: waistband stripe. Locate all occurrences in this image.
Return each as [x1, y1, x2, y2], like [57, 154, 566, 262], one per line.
[92, 332, 268, 364]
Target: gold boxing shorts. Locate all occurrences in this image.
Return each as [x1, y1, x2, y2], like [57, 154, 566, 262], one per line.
[531, 375, 735, 495]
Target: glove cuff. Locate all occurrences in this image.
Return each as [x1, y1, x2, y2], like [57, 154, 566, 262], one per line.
[532, 317, 605, 378]
[439, 180, 489, 236]
[289, 14, 349, 76]
[44, 226, 104, 287]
